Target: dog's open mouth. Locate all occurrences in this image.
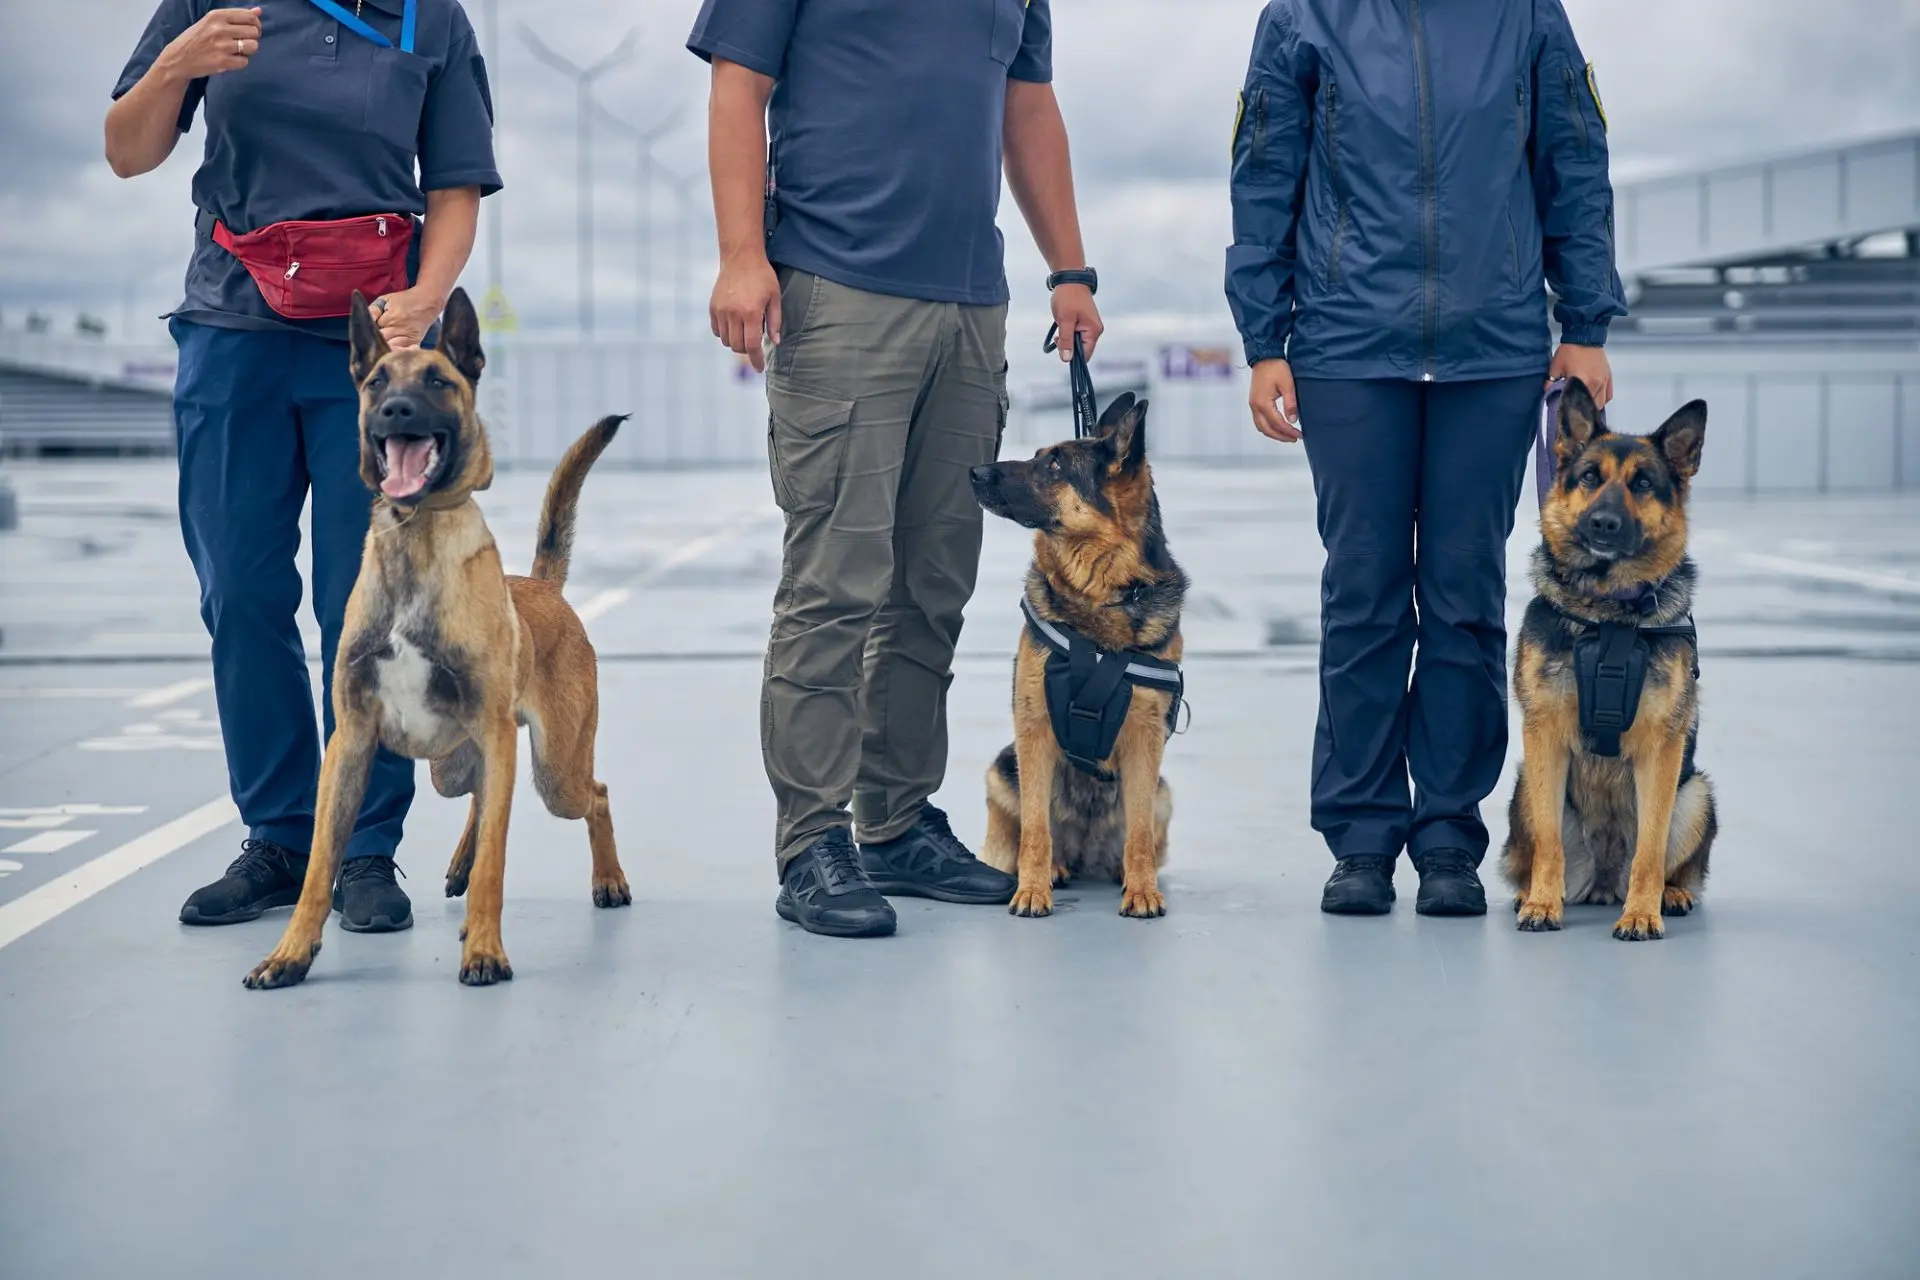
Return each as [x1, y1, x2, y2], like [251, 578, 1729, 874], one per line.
[376, 432, 450, 501]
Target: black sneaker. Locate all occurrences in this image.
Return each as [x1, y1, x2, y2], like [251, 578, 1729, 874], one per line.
[179, 838, 309, 926]
[332, 855, 413, 933]
[777, 829, 897, 938]
[1413, 848, 1488, 917]
[859, 804, 1016, 905]
[1320, 855, 1397, 916]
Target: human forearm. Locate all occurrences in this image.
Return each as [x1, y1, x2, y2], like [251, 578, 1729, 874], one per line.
[414, 186, 481, 305]
[708, 60, 775, 268]
[1003, 81, 1086, 272]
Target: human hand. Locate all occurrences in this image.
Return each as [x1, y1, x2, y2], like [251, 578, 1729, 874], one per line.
[1249, 358, 1301, 443]
[1549, 343, 1613, 408]
[710, 252, 782, 373]
[159, 6, 262, 82]
[371, 288, 446, 351]
[1050, 284, 1103, 363]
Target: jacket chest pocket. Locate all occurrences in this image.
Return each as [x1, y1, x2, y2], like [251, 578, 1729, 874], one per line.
[989, 0, 1027, 65]
[365, 48, 431, 153]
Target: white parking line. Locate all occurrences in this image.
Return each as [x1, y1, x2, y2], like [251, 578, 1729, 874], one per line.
[2, 830, 95, 856]
[0, 796, 236, 952]
[1740, 553, 1920, 599]
[575, 514, 776, 624]
[126, 676, 215, 709]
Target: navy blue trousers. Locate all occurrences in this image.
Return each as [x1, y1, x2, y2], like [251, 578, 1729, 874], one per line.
[171, 319, 414, 861]
[1295, 375, 1540, 865]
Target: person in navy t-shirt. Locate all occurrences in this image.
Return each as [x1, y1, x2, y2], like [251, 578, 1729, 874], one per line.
[106, 0, 500, 932]
[688, 0, 1104, 937]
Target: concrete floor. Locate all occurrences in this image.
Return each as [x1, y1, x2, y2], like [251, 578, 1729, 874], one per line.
[1, 460, 1917, 1278]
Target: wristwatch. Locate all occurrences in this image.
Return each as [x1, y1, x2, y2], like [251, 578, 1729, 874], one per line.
[1046, 268, 1098, 295]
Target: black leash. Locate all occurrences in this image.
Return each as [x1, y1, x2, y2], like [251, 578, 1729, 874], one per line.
[1043, 324, 1098, 440]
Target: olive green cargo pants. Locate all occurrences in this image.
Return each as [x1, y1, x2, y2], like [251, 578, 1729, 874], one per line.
[761, 269, 1008, 872]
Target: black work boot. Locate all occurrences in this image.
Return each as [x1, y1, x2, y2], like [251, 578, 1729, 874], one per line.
[1413, 848, 1488, 917]
[332, 855, 413, 933]
[179, 838, 309, 925]
[777, 829, 898, 938]
[1320, 855, 1397, 916]
[858, 804, 1016, 905]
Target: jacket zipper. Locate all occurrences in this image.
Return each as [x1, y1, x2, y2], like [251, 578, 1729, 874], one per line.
[1325, 78, 1349, 286]
[1509, 79, 1525, 287]
[1408, 0, 1438, 380]
[1250, 89, 1269, 175]
[1563, 66, 1591, 158]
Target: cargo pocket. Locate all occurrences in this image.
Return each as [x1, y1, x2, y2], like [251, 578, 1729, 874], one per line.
[994, 363, 1011, 458]
[767, 380, 856, 515]
[989, 0, 1026, 65]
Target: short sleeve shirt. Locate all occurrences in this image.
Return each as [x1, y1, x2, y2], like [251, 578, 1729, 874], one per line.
[113, 0, 502, 339]
[688, 0, 1053, 307]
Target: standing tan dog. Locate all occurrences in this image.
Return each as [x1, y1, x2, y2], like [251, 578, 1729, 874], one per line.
[970, 395, 1186, 919]
[245, 288, 627, 989]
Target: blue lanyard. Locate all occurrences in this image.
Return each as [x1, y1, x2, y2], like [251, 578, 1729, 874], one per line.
[302, 0, 417, 53]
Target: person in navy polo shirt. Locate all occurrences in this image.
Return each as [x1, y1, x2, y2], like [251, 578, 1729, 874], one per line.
[106, 0, 500, 932]
[689, 0, 1104, 937]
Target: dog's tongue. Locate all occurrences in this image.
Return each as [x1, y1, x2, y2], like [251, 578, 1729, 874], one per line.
[381, 437, 433, 500]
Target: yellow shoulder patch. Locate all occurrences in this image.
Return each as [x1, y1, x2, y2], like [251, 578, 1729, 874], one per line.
[1585, 63, 1607, 132]
[1232, 92, 1247, 161]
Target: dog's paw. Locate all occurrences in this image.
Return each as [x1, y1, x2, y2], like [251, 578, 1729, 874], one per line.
[1515, 898, 1564, 932]
[1612, 909, 1665, 941]
[458, 941, 514, 986]
[1009, 885, 1054, 918]
[1051, 862, 1072, 888]
[593, 874, 632, 909]
[1119, 885, 1166, 919]
[242, 940, 320, 990]
[1661, 886, 1695, 917]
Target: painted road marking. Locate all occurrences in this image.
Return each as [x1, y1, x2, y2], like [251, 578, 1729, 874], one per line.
[0, 796, 236, 951]
[0, 805, 149, 817]
[575, 512, 778, 624]
[0, 688, 151, 701]
[79, 708, 222, 752]
[0, 860, 22, 879]
[3, 830, 96, 855]
[0, 815, 75, 830]
[127, 676, 215, 709]
[1741, 554, 1920, 600]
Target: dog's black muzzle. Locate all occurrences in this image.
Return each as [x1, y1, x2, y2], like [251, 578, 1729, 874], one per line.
[971, 463, 1050, 529]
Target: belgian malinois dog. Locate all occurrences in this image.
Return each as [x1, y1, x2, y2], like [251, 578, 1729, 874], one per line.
[245, 288, 628, 989]
[1503, 378, 1718, 941]
[970, 394, 1187, 919]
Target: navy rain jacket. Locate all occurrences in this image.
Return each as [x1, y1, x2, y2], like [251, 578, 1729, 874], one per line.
[1226, 0, 1628, 381]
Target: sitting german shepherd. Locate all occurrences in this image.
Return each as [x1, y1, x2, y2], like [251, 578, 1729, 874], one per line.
[1503, 378, 1718, 941]
[245, 288, 628, 989]
[970, 394, 1187, 919]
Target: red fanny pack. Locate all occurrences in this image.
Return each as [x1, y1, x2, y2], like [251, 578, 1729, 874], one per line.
[211, 214, 414, 320]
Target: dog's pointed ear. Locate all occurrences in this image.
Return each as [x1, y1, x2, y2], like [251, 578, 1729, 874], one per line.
[1651, 399, 1707, 480]
[348, 291, 389, 386]
[1555, 376, 1605, 467]
[1096, 392, 1137, 435]
[438, 287, 486, 386]
[1106, 396, 1149, 473]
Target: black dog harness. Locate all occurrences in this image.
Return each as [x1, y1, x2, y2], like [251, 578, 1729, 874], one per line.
[1021, 595, 1184, 777]
[1558, 583, 1699, 758]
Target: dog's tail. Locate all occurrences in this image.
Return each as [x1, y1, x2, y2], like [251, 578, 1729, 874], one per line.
[530, 415, 625, 588]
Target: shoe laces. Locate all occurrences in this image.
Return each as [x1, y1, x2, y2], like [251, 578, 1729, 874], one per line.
[810, 831, 870, 893]
[1329, 855, 1393, 884]
[1417, 849, 1477, 876]
[914, 806, 970, 862]
[225, 838, 299, 884]
[338, 856, 405, 887]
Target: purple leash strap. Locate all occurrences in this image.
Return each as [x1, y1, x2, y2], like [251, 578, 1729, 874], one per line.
[1535, 377, 1607, 508]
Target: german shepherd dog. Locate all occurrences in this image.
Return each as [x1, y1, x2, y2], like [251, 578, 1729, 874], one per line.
[1503, 378, 1718, 941]
[245, 288, 628, 989]
[970, 394, 1187, 919]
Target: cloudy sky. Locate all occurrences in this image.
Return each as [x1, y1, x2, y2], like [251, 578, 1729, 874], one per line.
[1, 0, 1916, 342]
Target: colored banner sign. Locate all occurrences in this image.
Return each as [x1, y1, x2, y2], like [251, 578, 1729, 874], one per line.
[1160, 345, 1237, 381]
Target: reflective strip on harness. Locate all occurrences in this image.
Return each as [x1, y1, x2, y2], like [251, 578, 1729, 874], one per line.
[1021, 595, 1183, 776]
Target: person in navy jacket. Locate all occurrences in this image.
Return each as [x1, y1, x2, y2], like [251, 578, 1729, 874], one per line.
[105, 0, 500, 932]
[1225, 0, 1627, 917]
